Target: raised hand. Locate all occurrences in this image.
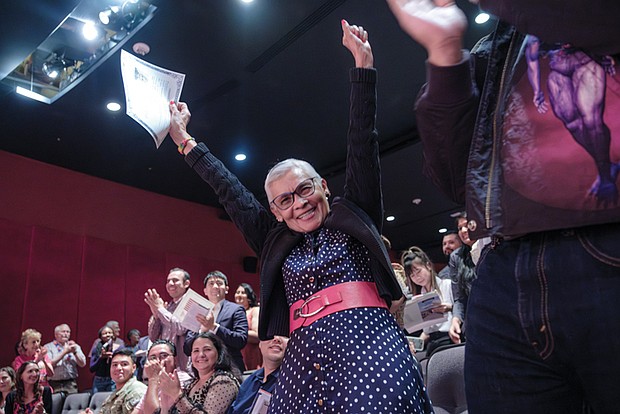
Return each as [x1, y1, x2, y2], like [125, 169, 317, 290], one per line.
[386, 0, 467, 66]
[169, 101, 192, 146]
[341, 20, 374, 68]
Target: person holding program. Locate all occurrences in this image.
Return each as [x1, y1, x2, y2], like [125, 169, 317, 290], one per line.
[167, 19, 431, 413]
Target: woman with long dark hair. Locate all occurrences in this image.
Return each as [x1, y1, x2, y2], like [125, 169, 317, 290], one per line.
[234, 283, 262, 370]
[159, 332, 239, 414]
[0, 367, 16, 414]
[4, 362, 51, 414]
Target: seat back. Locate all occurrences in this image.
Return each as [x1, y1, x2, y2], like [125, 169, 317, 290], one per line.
[61, 392, 91, 414]
[89, 391, 112, 413]
[425, 343, 467, 414]
[51, 392, 65, 414]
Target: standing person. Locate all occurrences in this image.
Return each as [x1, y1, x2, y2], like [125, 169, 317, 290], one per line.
[44, 324, 87, 394]
[89, 321, 125, 358]
[4, 362, 52, 414]
[163, 333, 239, 414]
[234, 283, 262, 370]
[12, 330, 54, 389]
[168, 20, 431, 413]
[184, 271, 248, 374]
[402, 247, 455, 356]
[0, 367, 16, 414]
[145, 268, 192, 373]
[388, 0, 620, 412]
[90, 326, 115, 393]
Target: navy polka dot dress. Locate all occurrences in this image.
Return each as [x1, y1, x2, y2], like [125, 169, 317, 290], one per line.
[268, 228, 433, 413]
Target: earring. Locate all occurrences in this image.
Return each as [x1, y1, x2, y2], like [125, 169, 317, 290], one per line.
[325, 191, 331, 198]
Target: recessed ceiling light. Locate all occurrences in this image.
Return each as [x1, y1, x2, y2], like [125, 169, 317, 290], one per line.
[235, 153, 247, 161]
[241, 0, 254, 3]
[475, 12, 490, 24]
[412, 198, 422, 205]
[438, 228, 448, 233]
[386, 215, 395, 222]
[106, 102, 121, 111]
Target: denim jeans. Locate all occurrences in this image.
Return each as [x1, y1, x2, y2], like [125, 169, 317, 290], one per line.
[465, 222, 620, 414]
[92, 375, 114, 394]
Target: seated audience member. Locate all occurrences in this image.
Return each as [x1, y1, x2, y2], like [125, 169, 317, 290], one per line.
[131, 340, 191, 414]
[145, 268, 192, 373]
[438, 231, 462, 279]
[90, 326, 116, 393]
[89, 321, 125, 359]
[85, 349, 147, 414]
[0, 367, 16, 414]
[234, 283, 262, 370]
[448, 214, 478, 344]
[227, 336, 288, 414]
[184, 271, 248, 373]
[4, 361, 52, 414]
[12, 329, 54, 388]
[402, 247, 456, 356]
[165, 333, 239, 414]
[44, 323, 86, 394]
[126, 330, 141, 352]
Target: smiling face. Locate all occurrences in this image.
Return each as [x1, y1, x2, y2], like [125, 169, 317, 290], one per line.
[20, 363, 39, 387]
[204, 277, 228, 304]
[259, 336, 288, 365]
[234, 286, 249, 309]
[191, 337, 218, 376]
[457, 218, 474, 246]
[23, 336, 41, 356]
[0, 370, 15, 394]
[442, 233, 462, 256]
[100, 327, 114, 343]
[266, 168, 330, 234]
[147, 343, 176, 374]
[166, 270, 190, 300]
[110, 354, 136, 387]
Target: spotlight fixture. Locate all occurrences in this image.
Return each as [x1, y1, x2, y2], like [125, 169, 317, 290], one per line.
[42, 54, 73, 79]
[99, 1, 149, 31]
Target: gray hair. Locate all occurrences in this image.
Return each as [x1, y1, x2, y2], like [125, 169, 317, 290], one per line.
[54, 324, 70, 334]
[264, 158, 321, 197]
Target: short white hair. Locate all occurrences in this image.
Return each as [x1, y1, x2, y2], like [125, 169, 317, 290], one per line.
[54, 324, 70, 334]
[264, 158, 321, 196]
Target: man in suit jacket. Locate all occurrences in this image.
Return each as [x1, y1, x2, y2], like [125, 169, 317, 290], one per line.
[184, 270, 248, 373]
[145, 267, 192, 372]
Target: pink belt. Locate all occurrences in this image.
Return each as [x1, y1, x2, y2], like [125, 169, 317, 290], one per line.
[289, 281, 388, 334]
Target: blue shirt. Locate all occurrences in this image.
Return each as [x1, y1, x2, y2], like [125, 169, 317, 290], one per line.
[227, 367, 280, 414]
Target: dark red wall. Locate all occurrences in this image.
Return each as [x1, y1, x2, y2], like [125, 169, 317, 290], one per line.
[0, 150, 258, 390]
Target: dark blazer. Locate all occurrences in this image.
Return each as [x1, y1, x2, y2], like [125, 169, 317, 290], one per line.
[184, 299, 248, 373]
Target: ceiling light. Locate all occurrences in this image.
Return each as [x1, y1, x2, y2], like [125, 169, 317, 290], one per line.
[412, 198, 422, 205]
[99, 6, 121, 25]
[386, 216, 395, 222]
[438, 228, 448, 234]
[241, 0, 254, 3]
[106, 102, 121, 111]
[15, 86, 51, 104]
[82, 21, 99, 40]
[235, 153, 247, 161]
[475, 12, 490, 24]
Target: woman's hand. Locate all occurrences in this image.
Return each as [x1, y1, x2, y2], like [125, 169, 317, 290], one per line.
[341, 20, 374, 68]
[159, 369, 182, 399]
[431, 303, 452, 314]
[386, 0, 467, 66]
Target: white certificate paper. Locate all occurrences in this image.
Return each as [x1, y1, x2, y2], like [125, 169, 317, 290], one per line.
[172, 288, 215, 332]
[120, 50, 185, 147]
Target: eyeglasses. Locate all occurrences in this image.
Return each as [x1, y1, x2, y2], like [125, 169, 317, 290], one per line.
[270, 177, 319, 210]
[148, 352, 171, 362]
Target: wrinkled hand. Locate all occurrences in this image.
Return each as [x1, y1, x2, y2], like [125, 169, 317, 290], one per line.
[169, 102, 192, 146]
[341, 20, 373, 68]
[448, 318, 462, 344]
[386, 0, 466, 66]
[144, 288, 165, 311]
[196, 310, 215, 332]
[34, 347, 47, 362]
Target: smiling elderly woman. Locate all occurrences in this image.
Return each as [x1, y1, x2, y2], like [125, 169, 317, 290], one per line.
[167, 20, 431, 413]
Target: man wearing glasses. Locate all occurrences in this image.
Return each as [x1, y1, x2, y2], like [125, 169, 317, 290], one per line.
[131, 340, 191, 414]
